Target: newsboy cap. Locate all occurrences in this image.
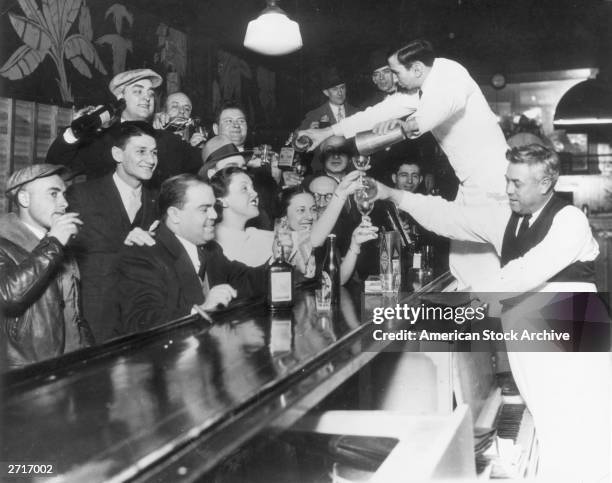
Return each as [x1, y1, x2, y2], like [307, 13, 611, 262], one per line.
[108, 68, 162, 98]
[5, 164, 66, 198]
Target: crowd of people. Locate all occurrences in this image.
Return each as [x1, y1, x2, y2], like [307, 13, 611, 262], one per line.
[0, 38, 608, 482]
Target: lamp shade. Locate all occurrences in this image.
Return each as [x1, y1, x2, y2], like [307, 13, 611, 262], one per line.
[554, 79, 612, 128]
[244, 10, 302, 56]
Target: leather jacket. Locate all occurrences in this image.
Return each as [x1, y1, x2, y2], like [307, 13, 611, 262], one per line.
[0, 214, 93, 369]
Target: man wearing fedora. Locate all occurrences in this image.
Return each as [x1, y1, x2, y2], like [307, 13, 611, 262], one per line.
[0, 165, 93, 369]
[298, 68, 358, 131]
[200, 135, 279, 230]
[362, 49, 398, 109]
[46, 68, 202, 188]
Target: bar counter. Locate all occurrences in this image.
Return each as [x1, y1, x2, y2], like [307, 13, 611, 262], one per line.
[1, 272, 454, 482]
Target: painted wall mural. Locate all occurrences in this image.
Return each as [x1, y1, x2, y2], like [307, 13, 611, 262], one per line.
[0, 0, 107, 103]
[0, 0, 182, 107]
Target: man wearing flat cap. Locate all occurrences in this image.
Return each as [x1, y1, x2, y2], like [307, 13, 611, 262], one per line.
[46, 68, 202, 188]
[0, 165, 93, 369]
[298, 68, 358, 131]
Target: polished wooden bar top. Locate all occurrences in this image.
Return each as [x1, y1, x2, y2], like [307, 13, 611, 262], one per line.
[1, 274, 453, 482]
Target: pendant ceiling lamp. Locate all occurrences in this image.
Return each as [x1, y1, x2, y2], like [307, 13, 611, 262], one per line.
[244, 0, 303, 56]
[554, 78, 612, 129]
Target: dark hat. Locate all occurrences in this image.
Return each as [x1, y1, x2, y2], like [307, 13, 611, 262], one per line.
[5, 164, 66, 198]
[200, 136, 252, 179]
[319, 135, 354, 157]
[109, 68, 162, 98]
[368, 49, 390, 73]
[321, 67, 345, 90]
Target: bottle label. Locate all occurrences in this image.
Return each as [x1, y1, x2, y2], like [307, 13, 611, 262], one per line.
[270, 272, 292, 302]
[99, 111, 112, 125]
[412, 253, 422, 269]
[279, 147, 295, 167]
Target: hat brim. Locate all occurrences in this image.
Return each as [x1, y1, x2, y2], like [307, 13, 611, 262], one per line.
[200, 150, 254, 178]
[5, 165, 67, 195]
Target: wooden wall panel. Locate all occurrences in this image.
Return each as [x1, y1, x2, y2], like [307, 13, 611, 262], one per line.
[0, 98, 72, 213]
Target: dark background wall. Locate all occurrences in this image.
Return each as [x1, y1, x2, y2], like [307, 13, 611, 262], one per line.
[1, 0, 611, 137]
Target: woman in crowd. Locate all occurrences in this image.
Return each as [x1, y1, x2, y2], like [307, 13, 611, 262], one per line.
[278, 182, 378, 284]
[211, 166, 275, 267]
[212, 168, 375, 283]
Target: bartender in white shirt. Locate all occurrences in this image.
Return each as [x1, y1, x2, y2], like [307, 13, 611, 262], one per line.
[376, 144, 609, 483]
[298, 39, 509, 289]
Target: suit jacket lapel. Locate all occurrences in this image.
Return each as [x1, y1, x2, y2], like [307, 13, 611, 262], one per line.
[325, 104, 337, 123]
[157, 224, 205, 305]
[138, 187, 158, 229]
[100, 175, 132, 232]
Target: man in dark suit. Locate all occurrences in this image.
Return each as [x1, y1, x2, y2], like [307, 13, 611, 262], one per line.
[116, 174, 267, 336]
[67, 121, 160, 342]
[298, 69, 358, 131]
[361, 49, 398, 109]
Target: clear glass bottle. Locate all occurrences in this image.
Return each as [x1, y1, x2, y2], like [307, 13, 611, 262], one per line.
[321, 234, 340, 305]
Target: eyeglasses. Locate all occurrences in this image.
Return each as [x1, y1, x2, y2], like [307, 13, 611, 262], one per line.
[312, 192, 334, 203]
[220, 118, 247, 127]
[372, 69, 392, 80]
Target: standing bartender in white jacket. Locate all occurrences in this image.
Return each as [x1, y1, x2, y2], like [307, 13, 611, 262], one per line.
[298, 39, 509, 289]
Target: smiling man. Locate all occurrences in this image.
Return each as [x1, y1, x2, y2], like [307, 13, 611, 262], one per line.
[116, 174, 268, 335]
[375, 144, 608, 483]
[46, 69, 202, 187]
[298, 69, 358, 131]
[66, 121, 160, 342]
[0, 164, 93, 368]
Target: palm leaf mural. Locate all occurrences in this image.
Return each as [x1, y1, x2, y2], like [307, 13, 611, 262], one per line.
[1, 0, 108, 102]
[65, 34, 107, 76]
[8, 13, 52, 51]
[78, 1, 93, 41]
[0, 45, 44, 80]
[17, 0, 47, 29]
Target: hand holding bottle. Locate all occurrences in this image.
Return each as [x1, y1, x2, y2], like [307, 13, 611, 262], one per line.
[295, 127, 334, 152]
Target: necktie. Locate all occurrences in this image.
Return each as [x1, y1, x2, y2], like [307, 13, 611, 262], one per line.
[517, 214, 532, 238]
[197, 247, 210, 297]
[337, 105, 345, 121]
[127, 190, 141, 223]
[197, 247, 207, 281]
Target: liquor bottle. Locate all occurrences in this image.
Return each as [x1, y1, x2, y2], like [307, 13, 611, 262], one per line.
[321, 234, 340, 305]
[267, 239, 294, 310]
[70, 99, 126, 139]
[318, 114, 331, 129]
[293, 134, 313, 152]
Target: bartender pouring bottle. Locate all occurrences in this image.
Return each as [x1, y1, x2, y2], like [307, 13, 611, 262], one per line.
[298, 39, 509, 289]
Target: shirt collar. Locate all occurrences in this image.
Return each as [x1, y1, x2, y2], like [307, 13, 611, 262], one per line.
[113, 172, 142, 197]
[22, 221, 47, 240]
[329, 102, 343, 115]
[174, 233, 201, 273]
[418, 58, 437, 95]
[527, 193, 554, 226]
